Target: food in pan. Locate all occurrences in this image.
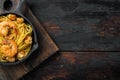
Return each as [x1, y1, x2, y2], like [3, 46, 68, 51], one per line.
[0, 14, 32, 62]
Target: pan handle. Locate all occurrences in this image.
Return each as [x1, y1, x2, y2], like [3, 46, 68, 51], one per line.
[0, 0, 28, 16]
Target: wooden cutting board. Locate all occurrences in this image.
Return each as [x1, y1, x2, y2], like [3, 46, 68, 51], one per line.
[0, 0, 59, 80]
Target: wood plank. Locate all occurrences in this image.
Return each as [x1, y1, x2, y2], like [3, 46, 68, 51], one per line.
[21, 52, 120, 80]
[27, 0, 120, 51]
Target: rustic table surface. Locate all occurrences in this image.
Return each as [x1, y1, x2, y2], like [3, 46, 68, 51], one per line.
[19, 0, 120, 80]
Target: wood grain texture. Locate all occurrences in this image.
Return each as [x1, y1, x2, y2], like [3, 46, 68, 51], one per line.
[0, 0, 59, 80]
[27, 0, 120, 51]
[20, 0, 120, 79]
[21, 52, 120, 80]
[20, 0, 120, 80]
[0, 0, 120, 80]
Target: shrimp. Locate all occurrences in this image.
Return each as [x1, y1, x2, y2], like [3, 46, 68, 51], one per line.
[1, 40, 17, 57]
[24, 36, 32, 44]
[17, 18, 24, 23]
[0, 21, 16, 28]
[7, 14, 17, 21]
[0, 24, 8, 36]
[0, 21, 16, 36]
[6, 57, 15, 62]
[17, 51, 26, 60]
[1, 56, 15, 62]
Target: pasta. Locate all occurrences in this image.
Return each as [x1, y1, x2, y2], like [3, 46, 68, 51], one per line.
[0, 14, 32, 62]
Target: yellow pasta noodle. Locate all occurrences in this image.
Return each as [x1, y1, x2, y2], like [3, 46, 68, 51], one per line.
[0, 14, 32, 62]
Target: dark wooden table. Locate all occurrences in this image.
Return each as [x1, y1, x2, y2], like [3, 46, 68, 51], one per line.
[21, 0, 120, 80]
